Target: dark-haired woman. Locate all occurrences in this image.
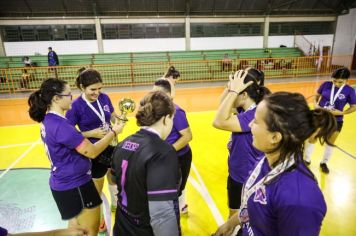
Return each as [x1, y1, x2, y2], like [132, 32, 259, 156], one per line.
[111, 91, 181, 236]
[304, 67, 356, 173]
[65, 68, 123, 231]
[153, 79, 193, 214]
[28, 78, 123, 236]
[213, 68, 270, 222]
[163, 65, 180, 98]
[214, 72, 337, 236]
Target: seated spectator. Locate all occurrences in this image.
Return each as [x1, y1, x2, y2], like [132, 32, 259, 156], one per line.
[222, 53, 232, 72]
[20, 69, 30, 89]
[23, 56, 32, 67]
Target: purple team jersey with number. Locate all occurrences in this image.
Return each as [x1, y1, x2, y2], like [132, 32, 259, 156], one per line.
[66, 93, 114, 143]
[242, 158, 326, 236]
[228, 108, 263, 184]
[318, 81, 356, 121]
[165, 104, 191, 156]
[41, 113, 90, 191]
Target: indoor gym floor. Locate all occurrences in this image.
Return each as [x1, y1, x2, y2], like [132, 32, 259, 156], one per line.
[0, 77, 355, 236]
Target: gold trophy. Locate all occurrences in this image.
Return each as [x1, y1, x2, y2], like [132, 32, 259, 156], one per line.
[111, 98, 135, 146]
[118, 98, 136, 123]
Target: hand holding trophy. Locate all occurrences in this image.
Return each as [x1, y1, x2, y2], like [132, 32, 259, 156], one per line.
[117, 98, 136, 123]
[110, 98, 135, 146]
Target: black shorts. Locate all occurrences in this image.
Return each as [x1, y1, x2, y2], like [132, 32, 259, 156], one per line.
[336, 121, 343, 132]
[227, 176, 243, 210]
[91, 158, 108, 179]
[51, 179, 102, 220]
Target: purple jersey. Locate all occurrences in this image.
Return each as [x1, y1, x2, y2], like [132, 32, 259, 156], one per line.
[41, 113, 91, 191]
[228, 108, 263, 183]
[242, 158, 326, 236]
[165, 104, 191, 156]
[66, 93, 114, 143]
[0, 227, 7, 236]
[318, 81, 356, 121]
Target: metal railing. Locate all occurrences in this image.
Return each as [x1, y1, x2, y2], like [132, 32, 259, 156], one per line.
[0, 55, 352, 94]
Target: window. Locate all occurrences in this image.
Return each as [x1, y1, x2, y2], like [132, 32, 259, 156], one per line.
[118, 25, 131, 39]
[191, 23, 263, 37]
[102, 25, 118, 39]
[145, 24, 158, 38]
[81, 25, 96, 40]
[37, 26, 51, 41]
[66, 25, 81, 40]
[132, 24, 145, 38]
[0, 24, 98, 41]
[269, 21, 335, 35]
[102, 23, 185, 39]
[52, 25, 65, 40]
[3, 26, 21, 42]
[20, 26, 36, 41]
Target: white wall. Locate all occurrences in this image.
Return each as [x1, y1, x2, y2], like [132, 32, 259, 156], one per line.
[103, 38, 185, 52]
[268, 35, 334, 48]
[268, 36, 294, 47]
[331, 8, 356, 67]
[333, 8, 356, 56]
[190, 36, 263, 50]
[4, 40, 98, 56]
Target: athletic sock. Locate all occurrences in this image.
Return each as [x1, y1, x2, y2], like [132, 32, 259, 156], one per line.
[321, 144, 334, 164]
[304, 142, 315, 162]
[108, 184, 118, 207]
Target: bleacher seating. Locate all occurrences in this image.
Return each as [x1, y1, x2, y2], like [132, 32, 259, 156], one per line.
[0, 47, 307, 91]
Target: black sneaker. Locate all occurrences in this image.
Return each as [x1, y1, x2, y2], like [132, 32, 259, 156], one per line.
[305, 160, 311, 166]
[320, 163, 330, 174]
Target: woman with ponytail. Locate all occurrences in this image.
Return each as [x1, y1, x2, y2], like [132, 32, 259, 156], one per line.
[305, 67, 356, 173]
[28, 78, 124, 236]
[215, 88, 337, 236]
[213, 68, 271, 225]
[111, 91, 181, 236]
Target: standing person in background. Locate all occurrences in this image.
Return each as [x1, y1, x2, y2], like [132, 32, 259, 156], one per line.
[48, 47, 59, 78]
[66, 68, 123, 232]
[153, 79, 193, 214]
[163, 66, 193, 213]
[213, 68, 270, 235]
[215, 89, 337, 236]
[111, 91, 181, 236]
[304, 67, 356, 173]
[28, 78, 123, 236]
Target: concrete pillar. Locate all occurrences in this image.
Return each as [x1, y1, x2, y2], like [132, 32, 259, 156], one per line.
[95, 17, 104, 53]
[0, 32, 6, 56]
[263, 16, 270, 48]
[185, 17, 191, 51]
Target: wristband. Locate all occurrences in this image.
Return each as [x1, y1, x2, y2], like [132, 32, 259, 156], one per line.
[111, 128, 117, 136]
[228, 89, 239, 95]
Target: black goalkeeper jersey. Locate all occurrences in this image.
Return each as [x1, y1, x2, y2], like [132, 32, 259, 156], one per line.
[112, 128, 180, 235]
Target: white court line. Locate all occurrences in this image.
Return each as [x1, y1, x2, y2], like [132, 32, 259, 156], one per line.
[0, 141, 40, 149]
[101, 193, 111, 236]
[188, 162, 225, 226]
[0, 138, 40, 179]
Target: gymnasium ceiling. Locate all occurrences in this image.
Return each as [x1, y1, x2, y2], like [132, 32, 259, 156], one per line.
[0, 0, 356, 17]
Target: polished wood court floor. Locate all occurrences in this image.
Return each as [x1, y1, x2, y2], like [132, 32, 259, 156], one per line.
[0, 78, 356, 235]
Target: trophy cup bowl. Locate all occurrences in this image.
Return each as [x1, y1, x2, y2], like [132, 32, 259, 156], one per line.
[118, 98, 136, 123]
